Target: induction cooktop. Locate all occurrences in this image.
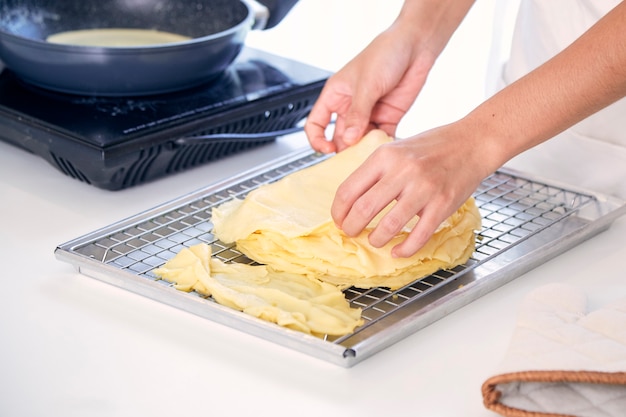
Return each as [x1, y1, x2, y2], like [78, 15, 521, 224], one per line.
[0, 47, 330, 190]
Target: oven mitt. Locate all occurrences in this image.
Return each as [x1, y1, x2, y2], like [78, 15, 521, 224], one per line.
[482, 283, 626, 417]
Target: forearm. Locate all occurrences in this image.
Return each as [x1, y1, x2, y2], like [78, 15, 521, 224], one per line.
[394, 0, 475, 58]
[464, 1, 626, 173]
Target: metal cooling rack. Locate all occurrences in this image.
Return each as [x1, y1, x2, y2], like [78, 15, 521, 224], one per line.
[55, 147, 626, 367]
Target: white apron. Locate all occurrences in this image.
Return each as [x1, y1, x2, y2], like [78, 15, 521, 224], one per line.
[492, 0, 626, 199]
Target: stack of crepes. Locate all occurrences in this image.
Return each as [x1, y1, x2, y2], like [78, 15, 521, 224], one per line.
[212, 129, 482, 290]
[155, 129, 481, 336]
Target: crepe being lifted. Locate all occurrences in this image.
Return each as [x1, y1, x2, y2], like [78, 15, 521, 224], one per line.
[212, 130, 482, 290]
[153, 243, 363, 336]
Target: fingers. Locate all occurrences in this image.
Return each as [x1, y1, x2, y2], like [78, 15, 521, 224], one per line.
[339, 177, 449, 258]
[335, 174, 449, 258]
[331, 162, 389, 233]
[331, 147, 443, 258]
[390, 206, 446, 258]
[330, 135, 473, 258]
[304, 97, 337, 154]
[367, 190, 426, 248]
[334, 96, 377, 151]
[305, 72, 382, 154]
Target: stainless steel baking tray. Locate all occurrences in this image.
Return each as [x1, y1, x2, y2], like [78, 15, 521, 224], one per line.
[55, 146, 626, 367]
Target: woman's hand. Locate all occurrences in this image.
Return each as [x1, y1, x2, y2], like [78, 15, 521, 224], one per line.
[331, 122, 491, 258]
[304, 0, 474, 154]
[305, 26, 434, 154]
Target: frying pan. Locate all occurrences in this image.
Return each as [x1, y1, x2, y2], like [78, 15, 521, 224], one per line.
[0, 0, 298, 96]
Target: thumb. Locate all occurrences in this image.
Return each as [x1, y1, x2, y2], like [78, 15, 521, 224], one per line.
[340, 92, 380, 146]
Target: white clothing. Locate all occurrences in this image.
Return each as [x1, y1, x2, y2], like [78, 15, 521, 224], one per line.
[494, 0, 626, 199]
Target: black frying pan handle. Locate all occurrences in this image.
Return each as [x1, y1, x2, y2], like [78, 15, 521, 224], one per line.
[173, 125, 305, 147]
[255, 0, 299, 29]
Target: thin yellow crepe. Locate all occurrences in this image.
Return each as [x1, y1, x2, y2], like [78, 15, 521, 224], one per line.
[153, 243, 363, 336]
[212, 129, 481, 290]
[47, 29, 191, 47]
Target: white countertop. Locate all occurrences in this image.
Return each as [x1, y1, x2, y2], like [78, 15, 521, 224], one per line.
[2, 2, 626, 416]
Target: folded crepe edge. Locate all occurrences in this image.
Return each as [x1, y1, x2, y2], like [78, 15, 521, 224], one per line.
[481, 370, 626, 417]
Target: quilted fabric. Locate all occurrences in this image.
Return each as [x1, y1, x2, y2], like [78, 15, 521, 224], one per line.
[482, 283, 626, 417]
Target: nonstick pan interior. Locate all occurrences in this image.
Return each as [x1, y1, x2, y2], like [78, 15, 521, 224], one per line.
[0, 0, 248, 40]
[0, 0, 258, 95]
